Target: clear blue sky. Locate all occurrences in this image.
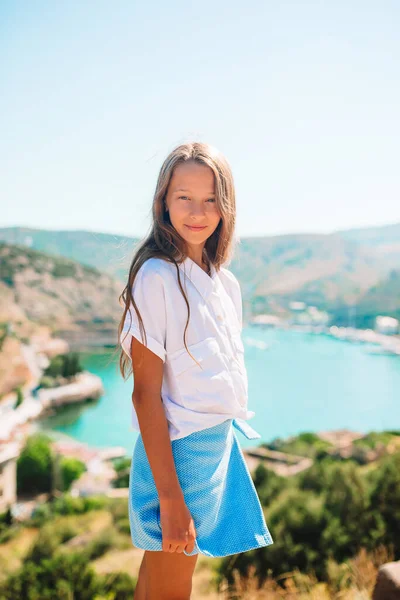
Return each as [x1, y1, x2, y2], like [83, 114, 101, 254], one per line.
[1, 0, 399, 238]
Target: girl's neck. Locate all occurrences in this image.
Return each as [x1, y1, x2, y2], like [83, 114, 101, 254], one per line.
[186, 247, 210, 275]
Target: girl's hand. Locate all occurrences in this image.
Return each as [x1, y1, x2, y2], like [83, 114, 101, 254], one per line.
[159, 497, 197, 553]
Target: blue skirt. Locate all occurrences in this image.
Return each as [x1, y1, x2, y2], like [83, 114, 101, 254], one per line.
[128, 418, 274, 557]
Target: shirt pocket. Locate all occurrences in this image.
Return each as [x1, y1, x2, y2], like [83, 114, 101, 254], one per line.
[168, 337, 238, 413]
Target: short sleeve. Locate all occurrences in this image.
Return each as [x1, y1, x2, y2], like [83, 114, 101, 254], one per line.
[120, 264, 167, 362]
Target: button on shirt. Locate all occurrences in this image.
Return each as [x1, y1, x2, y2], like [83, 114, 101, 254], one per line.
[120, 256, 261, 441]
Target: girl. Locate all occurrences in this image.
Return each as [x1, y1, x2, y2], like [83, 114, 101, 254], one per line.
[118, 142, 273, 599]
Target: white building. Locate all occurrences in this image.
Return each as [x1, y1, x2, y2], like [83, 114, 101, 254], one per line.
[289, 301, 306, 311]
[375, 316, 399, 335]
[0, 443, 20, 513]
[290, 304, 330, 326]
[250, 314, 283, 327]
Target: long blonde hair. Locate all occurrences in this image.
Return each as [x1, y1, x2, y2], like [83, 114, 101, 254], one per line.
[118, 141, 237, 379]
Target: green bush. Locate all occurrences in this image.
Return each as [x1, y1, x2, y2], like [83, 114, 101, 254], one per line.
[30, 502, 53, 526]
[43, 355, 64, 378]
[0, 502, 136, 598]
[51, 493, 109, 516]
[43, 352, 83, 379]
[52, 494, 86, 515]
[0, 523, 20, 545]
[17, 433, 54, 495]
[0, 551, 102, 600]
[369, 451, 400, 552]
[265, 432, 333, 458]
[0, 507, 13, 526]
[52, 262, 77, 278]
[108, 498, 130, 535]
[115, 517, 131, 536]
[24, 526, 61, 563]
[38, 375, 57, 389]
[84, 527, 117, 561]
[0, 551, 136, 599]
[99, 571, 136, 599]
[216, 451, 400, 591]
[252, 463, 288, 506]
[113, 458, 131, 473]
[60, 456, 86, 491]
[57, 521, 80, 543]
[108, 498, 128, 522]
[14, 386, 24, 408]
[112, 457, 131, 488]
[297, 456, 338, 494]
[0, 323, 8, 351]
[83, 495, 109, 511]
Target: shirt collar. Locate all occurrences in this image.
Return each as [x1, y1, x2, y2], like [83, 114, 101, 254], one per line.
[178, 256, 218, 301]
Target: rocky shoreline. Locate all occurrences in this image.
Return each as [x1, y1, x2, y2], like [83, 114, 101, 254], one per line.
[0, 371, 104, 443]
[0, 331, 105, 445]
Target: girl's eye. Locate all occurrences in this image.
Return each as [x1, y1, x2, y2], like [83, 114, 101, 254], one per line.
[178, 196, 215, 203]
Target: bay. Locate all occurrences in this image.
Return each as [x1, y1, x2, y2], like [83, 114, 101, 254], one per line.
[36, 327, 400, 455]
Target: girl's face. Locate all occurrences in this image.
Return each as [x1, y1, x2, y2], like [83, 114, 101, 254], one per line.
[165, 161, 221, 252]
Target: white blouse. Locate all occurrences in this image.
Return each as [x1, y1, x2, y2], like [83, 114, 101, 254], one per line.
[120, 255, 261, 441]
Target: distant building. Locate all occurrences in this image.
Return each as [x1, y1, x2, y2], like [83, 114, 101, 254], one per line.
[289, 301, 306, 311]
[375, 316, 399, 335]
[0, 443, 20, 513]
[250, 314, 283, 327]
[289, 303, 330, 326]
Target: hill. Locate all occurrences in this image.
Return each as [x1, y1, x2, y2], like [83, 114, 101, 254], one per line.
[339, 222, 400, 268]
[0, 242, 121, 343]
[331, 268, 400, 328]
[235, 232, 386, 312]
[0, 227, 136, 283]
[1, 223, 399, 323]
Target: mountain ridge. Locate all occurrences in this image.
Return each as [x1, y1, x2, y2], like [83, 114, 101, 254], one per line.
[0, 222, 399, 329]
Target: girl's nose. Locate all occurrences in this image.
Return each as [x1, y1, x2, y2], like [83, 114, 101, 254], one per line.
[190, 203, 206, 217]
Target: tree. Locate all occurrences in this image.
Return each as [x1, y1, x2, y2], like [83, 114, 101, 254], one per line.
[369, 451, 400, 554]
[60, 456, 86, 491]
[321, 463, 373, 561]
[42, 352, 83, 380]
[17, 433, 54, 495]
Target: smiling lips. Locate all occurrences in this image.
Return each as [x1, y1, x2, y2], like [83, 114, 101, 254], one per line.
[185, 225, 207, 231]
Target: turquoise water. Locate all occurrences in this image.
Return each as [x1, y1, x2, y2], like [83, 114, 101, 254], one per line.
[36, 327, 400, 455]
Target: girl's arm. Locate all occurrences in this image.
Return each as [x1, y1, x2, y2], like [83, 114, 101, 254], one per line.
[130, 334, 183, 502]
[122, 264, 196, 552]
[130, 334, 197, 553]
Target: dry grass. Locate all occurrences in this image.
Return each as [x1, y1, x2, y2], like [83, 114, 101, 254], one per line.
[91, 542, 395, 599]
[0, 527, 38, 576]
[217, 545, 394, 600]
[93, 546, 143, 576]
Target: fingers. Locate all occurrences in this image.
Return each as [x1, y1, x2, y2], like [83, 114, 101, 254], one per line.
[161, 539, 186, 553]
[184, 526, 196, 553]
[160, 516, 197, 553]
[167, 541, 194, 554]
[185, 541, 195, 554]
[169, 543, 184, 553]
[162, 535, 196, 553]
